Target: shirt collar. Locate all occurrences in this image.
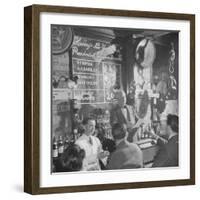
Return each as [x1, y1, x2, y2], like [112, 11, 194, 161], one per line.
[168, 133, 178, 140]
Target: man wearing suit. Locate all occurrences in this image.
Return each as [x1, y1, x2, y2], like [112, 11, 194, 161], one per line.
[110, 90, 140, 142]
[151, 114, 179, 167]
[107, 123, 143, 170]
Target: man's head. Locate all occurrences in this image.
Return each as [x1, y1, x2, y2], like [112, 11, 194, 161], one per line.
[166, 114, 178, 137]
[114, 90, 127, 108]
[112, 123, 127, 141]
[82, 117, 96, 136]
[60, 144, 85, 172]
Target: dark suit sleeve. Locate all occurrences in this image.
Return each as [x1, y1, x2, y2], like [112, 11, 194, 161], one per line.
[156, 136, 168, 146]
[152, 141, 178, 167]
[106, 152, 120, 170]
[152, 147, 169, 167]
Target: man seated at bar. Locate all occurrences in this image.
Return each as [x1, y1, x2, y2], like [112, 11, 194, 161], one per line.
[110, 90, 140, 143]
[75, 117, 109, 171]
[107, 123, 143, 170]
[150, 114, 178, 167]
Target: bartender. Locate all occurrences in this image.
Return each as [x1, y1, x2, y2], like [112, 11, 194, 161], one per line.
[75, 117, 109, 171]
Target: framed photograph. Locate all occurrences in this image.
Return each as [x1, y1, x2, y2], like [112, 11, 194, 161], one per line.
[24, 4, 195, 194]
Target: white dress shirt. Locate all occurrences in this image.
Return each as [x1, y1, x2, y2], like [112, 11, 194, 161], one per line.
[75, 134, 102, 171]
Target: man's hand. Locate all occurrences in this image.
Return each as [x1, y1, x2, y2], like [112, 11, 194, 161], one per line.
[148, 129, 158, 140]
[148, 130, 168, 145]
[98, 151, 110, 160]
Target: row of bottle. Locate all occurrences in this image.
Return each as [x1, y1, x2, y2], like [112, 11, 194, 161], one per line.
[52, 136, 73, 158]
[137, 123, 157, 140]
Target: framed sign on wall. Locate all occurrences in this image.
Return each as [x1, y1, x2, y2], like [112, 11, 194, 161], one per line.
[24, 4, 195, 194]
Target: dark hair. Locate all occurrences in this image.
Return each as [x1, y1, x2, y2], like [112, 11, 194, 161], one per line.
[112, 123, 127, 140]
[102, 138, 116, 153]
[59, 144, 85, 172]
[167, 114, 178, 133]
[82, 117, 95, 125]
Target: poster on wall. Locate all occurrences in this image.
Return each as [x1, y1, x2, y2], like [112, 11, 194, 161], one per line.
[72, 35, 122, 104]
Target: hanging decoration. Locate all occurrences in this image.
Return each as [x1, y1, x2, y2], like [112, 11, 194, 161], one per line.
[135, 90, 150, 119]
[168, 42, 176, 74]
[135, 38, 156, 69]
[166, 42, 178, 100]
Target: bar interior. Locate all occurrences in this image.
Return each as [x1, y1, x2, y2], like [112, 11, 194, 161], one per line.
[51, 25, 179, 172]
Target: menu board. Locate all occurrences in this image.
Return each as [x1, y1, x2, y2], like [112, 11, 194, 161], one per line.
[72, 35, 122, 104]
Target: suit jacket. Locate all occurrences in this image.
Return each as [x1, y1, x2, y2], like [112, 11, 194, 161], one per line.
[107, 140, 143, 170]
[152, 135, 178, 167]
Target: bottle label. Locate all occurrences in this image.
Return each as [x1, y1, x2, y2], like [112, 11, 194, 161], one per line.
[53, 149, 58, 158]
[58, 146, 64, 154]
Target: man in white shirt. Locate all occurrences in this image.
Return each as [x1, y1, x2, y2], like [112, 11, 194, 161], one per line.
[75, 117, 108, 171]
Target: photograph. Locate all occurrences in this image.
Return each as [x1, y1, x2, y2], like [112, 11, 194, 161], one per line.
[51, 25, 179, 173]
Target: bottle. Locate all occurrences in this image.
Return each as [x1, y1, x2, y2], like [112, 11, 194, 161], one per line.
[153, 107, 159, 122]
[58, 136, 64, 155]
[73, 129, 78, 141]
[141, 124, 144, 139]
[137, 126, 142, 141]
[144, 131, 148, 139]
[147, 123, 151, 138]
[147, 123, 152, 138]
[52, 137, 58, 158]
[64, 137, 69, 150]
[144, 129, 148, 138]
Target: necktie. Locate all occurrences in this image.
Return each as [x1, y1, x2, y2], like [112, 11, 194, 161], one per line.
[89, 136, 93, 145]
[124, 105, 131, 122]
